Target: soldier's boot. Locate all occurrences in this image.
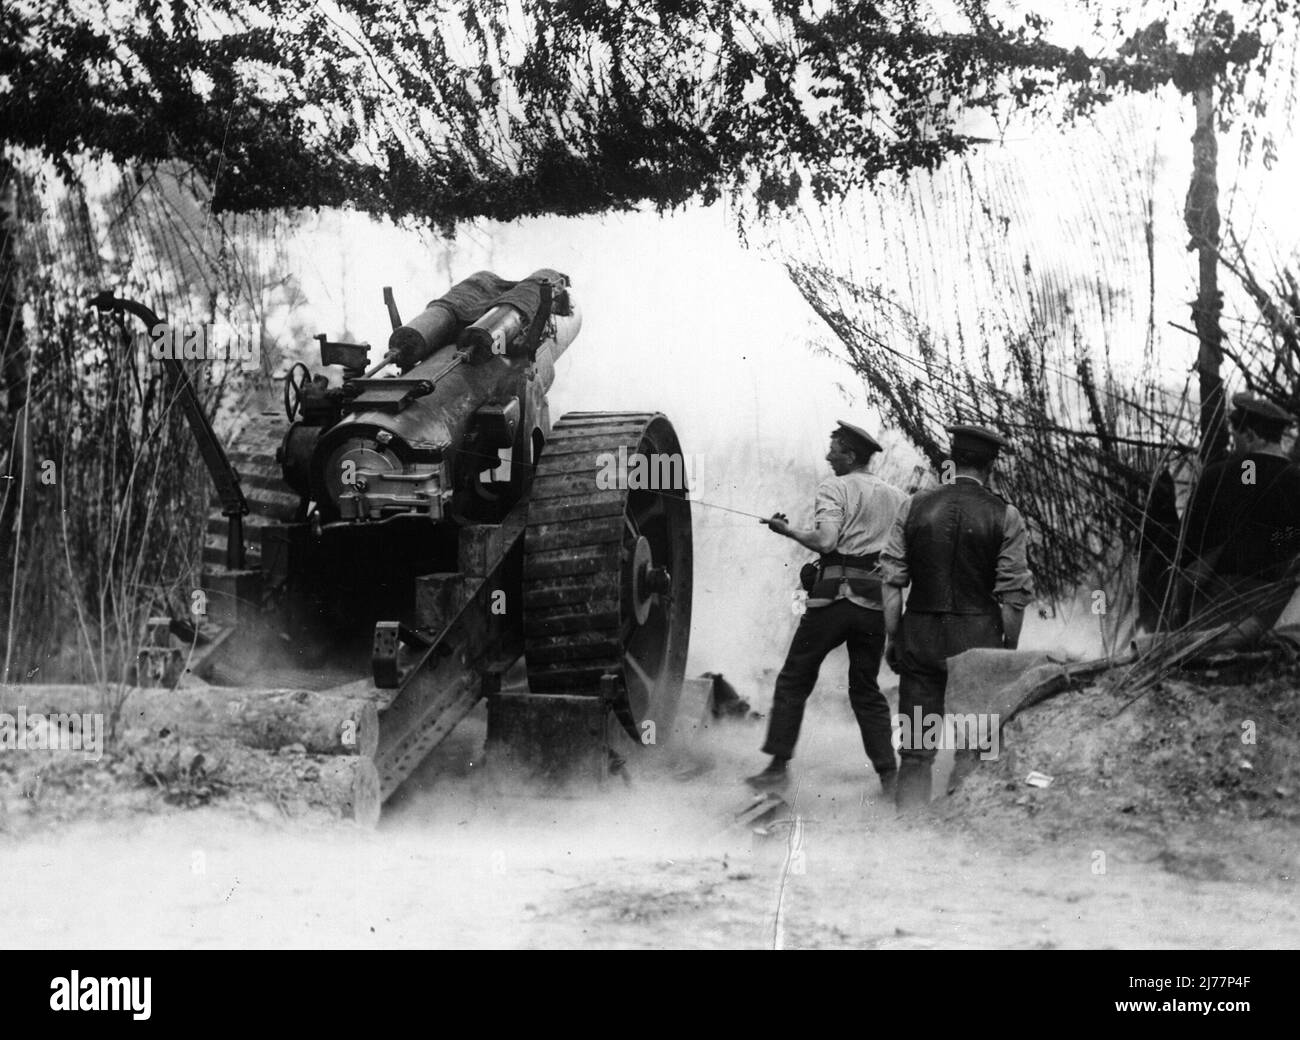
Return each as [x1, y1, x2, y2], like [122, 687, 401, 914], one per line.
[745, 755, 790, 791]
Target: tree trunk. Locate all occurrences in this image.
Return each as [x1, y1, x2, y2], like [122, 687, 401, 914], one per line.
[1185, 63, 1229, 463]
[0, 158, 30, 686]
[235, 751, 382, 827]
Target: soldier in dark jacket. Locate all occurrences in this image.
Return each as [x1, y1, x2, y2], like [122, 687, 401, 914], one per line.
[1176, 393, 1300, 643]
[880, 425, 1034, 812]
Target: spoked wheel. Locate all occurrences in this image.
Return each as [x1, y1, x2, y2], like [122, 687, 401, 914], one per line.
[523, 412, 693, 740]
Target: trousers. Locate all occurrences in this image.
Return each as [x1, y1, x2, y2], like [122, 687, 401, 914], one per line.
[761, 599, 896, 776]
[895, 611, 1004, 810]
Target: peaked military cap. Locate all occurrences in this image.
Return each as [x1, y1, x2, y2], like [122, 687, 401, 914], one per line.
[834, 419, 883, 456]
[1230, 393, 1293, 424]
[945, 423, 1011, 456]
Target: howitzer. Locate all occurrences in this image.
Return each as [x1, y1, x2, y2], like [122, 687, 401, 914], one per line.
[278, 269, 579, 528]
[92, 270, 693, 822]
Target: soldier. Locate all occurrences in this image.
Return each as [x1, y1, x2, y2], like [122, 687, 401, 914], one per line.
[880, 425, 1034, 812]
[1176, 393, 1300, 643]
[746, 421, 907, 795]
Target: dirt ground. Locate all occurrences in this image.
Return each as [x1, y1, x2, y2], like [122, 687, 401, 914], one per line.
[3, 662, 1298, 949]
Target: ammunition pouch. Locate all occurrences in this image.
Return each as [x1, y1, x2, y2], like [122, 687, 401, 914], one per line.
[808, 551, 882, 605]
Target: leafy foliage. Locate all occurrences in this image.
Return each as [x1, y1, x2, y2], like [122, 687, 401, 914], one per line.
[3, 1, 1273, 231]
[0, 160, 292, 685]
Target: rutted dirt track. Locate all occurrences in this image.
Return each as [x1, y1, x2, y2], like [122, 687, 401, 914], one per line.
[4, 683, 1297, 950]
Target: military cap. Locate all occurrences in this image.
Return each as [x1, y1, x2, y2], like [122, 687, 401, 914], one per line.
[945, 423, 1011, 457]
[1230, 392, 1293, 424]
[834, 420, 883, 456]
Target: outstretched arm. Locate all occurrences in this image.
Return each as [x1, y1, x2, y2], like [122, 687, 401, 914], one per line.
[762, 476, 845, 554]
[763, 514, 839, 553]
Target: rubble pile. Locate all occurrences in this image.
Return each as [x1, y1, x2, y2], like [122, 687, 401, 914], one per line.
[942, 654, 1300, 882]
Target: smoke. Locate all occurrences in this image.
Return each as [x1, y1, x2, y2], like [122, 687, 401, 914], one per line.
[3, 686, 895, 949]
[382, 668, 893, 847]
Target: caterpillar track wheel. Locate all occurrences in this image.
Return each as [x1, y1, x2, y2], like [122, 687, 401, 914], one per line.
[523, 412, 693, 740]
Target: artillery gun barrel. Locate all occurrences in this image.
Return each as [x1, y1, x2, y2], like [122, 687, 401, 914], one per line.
[311, 306, 581, 515]
[531, 307, 580, 392]
[459, 304, 527, 358]
[387, 302, 460, 371]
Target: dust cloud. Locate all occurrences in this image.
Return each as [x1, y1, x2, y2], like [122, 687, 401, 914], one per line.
[9, 682, 1296, 949]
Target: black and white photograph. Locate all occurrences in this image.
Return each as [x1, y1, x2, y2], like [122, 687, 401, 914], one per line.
[1, 0, 1297, 976]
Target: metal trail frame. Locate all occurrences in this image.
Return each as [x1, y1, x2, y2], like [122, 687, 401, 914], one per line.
[367, 507, 527, 798]
[89, 291, 251, 569]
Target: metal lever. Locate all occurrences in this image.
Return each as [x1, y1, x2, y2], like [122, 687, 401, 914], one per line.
[383, 286, 403, 331]
[88, 290, 250, 570]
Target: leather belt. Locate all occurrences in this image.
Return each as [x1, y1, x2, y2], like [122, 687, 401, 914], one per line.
[820, 565, 878, 580]
[822, 551, 880, 568]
